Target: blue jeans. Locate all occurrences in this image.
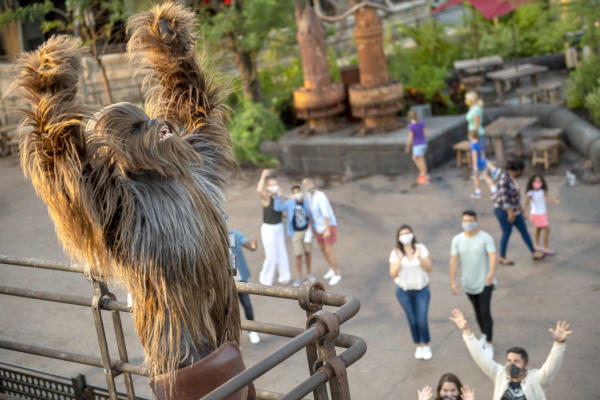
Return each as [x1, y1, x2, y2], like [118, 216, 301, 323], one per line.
[395, 285, 430, 344]
[494, 208, 535, 258]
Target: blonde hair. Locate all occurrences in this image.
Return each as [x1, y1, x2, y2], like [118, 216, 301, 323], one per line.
[465, 91, 484, 107]
[407, 110, 418, 121]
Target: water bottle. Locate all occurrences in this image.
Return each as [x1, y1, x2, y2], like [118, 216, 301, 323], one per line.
[565, 170, 576, 186]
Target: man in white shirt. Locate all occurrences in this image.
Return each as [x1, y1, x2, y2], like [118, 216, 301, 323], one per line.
[302, 178, 341, 286]
[450, 309, 571, 400]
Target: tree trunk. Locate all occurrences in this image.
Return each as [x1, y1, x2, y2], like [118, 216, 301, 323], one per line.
[91, 41, 113, 104]
[227, 34, 263, 103]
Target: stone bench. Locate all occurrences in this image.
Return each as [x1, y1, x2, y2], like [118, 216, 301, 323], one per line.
[539, 81, 563, 105]
[531, 139, 561, 170]
[453, 140, 472, 168]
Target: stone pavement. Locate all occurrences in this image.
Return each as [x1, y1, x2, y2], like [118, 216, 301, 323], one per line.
[1, 154, 599, 399]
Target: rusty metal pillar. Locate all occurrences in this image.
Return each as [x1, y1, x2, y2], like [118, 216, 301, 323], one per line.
[293, 6, 345, 135]
[349, 7, 403, 134]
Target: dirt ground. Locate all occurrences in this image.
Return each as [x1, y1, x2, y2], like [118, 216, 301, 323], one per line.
[1, 153, 599, 399]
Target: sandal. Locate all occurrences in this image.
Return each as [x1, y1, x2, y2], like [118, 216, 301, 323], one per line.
[532, 251, 546, 260]
[499, 258, 515, 266]
[542, 248, 555, 255]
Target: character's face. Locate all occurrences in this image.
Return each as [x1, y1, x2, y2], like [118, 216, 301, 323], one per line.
[266, 178, 279, 195]
[439, 382, 459, 399]
[292, 187, 302, 201]
[303, 181, 315, 193]
[89, 103, 198, 176]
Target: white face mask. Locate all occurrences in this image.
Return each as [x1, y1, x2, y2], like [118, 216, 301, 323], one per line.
[268, 185, 279, 194]
[462, 222, 478, 232]
[398, 233, 414, 245]
[294, 192, 303, 201]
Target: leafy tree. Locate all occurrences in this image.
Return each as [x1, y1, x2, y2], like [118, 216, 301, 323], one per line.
[0, 0, 130, 104]
[566, 0, 600, 55]
[194, 0, 295, 103]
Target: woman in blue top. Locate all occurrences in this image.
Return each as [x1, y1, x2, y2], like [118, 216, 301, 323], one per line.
[465, 92, 501, 199]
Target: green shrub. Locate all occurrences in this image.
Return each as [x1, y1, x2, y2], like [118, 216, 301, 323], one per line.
[228, 100, 284, 166]
[566, 54, 600, 108]
[584, 85, 600, 125]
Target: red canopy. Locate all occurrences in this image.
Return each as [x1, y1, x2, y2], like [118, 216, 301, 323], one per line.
[431, 0, 534, 20]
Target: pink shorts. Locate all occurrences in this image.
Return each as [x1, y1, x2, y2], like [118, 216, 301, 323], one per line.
[316, 226, 338, 245]
[530, 213, 549, 228]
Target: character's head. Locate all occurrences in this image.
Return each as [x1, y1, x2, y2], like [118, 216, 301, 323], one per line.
[461, 210, 478, 233]
[505, 347, 530, 382]
[302, 178, 315, 194]
[465, 91, 482, 107]
[396, 224, 417, 255]
[435, 373, 463, 400]
[526, 174, 548, 192]
[86, 102, 200, 177]
[506, 159, 525, 178]
[291, 184, 302, 201]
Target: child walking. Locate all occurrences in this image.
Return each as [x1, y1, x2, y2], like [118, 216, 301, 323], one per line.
[524, 175, 560, 254]
[406, 110, 429, 185]
[468, 129, 501, 199]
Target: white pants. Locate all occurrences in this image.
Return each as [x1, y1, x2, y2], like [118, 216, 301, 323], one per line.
[259, 223, 291, 285]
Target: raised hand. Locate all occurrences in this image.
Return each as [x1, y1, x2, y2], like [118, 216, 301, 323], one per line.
[461, 385, 475, 400]
[549, 320, 572, 343]
[449, 309, 468, 331]
[417, 385, 433, 400]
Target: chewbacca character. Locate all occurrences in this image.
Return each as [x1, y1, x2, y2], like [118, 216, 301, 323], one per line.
[17, 3, 254, 399]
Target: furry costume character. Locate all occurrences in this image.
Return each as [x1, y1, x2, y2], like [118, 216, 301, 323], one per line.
[16, 3, 247, 395]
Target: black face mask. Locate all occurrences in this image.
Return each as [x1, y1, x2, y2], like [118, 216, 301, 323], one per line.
[509, 364, 524, 379]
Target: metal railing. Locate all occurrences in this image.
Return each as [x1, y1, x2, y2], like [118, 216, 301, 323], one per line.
[0, 255, 366, 400]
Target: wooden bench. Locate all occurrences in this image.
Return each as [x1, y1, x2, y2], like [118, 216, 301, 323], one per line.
[539, 81, 563, 105]
[532, 139, 561, 169]
[460, 75, 483, 91]
[524, 127, 564, 142]
[517, 86, 543, 104]
[453, 140, 472, 168]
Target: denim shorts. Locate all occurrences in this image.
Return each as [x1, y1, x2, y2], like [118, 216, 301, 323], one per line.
[412, 144, 427, 157]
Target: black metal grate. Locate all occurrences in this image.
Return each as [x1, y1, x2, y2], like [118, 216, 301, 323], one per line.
[0, 367, 75, 400]
[0, 366, 142, 400]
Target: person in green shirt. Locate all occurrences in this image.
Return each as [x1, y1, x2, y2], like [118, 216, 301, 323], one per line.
[449, 210, 497, 359]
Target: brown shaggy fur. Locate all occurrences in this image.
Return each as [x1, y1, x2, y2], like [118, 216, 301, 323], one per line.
[16, 2, 240, 386]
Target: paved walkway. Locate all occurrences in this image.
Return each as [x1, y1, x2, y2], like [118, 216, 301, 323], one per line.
[1, 154, 599, 399]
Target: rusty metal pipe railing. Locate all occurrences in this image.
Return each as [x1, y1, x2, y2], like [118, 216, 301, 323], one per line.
[0, 255, 79, 273]
[0, 339, 148, 376]
[1, 255, 366, 400]
[0, 286, 129, 312]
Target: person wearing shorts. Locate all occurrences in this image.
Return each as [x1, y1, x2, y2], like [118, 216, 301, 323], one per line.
[302, 178, 341, 286]
[469, 130, 500, 199]
[274, 185, 315, 287]
[406, 110, 429, 185]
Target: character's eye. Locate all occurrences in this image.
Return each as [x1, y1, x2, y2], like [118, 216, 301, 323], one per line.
[131, 123, 142, 135]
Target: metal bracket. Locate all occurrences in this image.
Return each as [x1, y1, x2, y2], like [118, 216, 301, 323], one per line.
[307, 311, 351, 400]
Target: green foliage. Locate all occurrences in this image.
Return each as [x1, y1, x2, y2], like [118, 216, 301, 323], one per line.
[399, 19, 458, 69]
[566, 0, 600, 53]
[228, 100, 284, 166]
[196, 0, 295, 55]
[566, 54, 600, 108]
[458, 2, 576, 59]
[584, 87, 600, 125]
[0, 0, 53, 26]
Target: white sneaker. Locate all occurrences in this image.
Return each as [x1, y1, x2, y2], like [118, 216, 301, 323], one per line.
[306, 274, 317, 282]
[470, 190, 482, 199]
[421, 346, 432, 360]
[415, 347, 423, 359]
[478, 334, 487, 348]
[248, 331, 260, 344]
[323, 269, 334, 279]
[483, 343, 494, 359]
[328, 273, 342, 286]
